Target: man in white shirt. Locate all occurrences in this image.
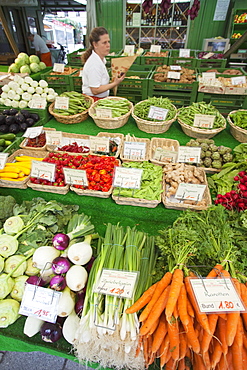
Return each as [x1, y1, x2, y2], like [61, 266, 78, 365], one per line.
[27, 32, 52, 66]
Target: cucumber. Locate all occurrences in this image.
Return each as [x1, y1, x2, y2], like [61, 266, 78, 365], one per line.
[0, 139, 5, 147]
[0, 146, 4, 152]
[0, 133, 16, 141]
[4, 140, 12, 147]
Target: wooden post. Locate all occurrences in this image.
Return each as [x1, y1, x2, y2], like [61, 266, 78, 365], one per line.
[0, 6, 19, 56]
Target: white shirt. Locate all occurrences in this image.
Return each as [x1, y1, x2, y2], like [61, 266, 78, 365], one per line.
[32, 35, 50, 54]
[82, 50, 109, 98]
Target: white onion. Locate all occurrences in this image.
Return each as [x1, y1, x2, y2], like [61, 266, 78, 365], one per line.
[66, 265, 88, 291]
[67, 241, 92, 265]
[57, 286, 75, 317]
[32, 246, 60, 270]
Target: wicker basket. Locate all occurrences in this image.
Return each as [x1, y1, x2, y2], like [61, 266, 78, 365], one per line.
[95, 132, 124, 157]
[227, 110, 247, 143]
[120, 136, 150, 162]
[132, 101, 177, 134]
[48, 95, 94, 124]
[88, 97, 133, 129]
[177, 115, 226, 139]
[70, 185, 113, 198]
[112, 194, 161, 208]
[27, 180, 69, 195]
[162, 165, 212, 211]
[150, 138, 179, 166]
[19, 128, 56, 151]
[46, 132, 90, 155]
[0, 149, 47, 189]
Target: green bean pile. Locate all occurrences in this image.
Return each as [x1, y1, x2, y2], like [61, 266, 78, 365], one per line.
[94, 98, 130, 118]
[53, 91, 91, 116]
[133, 97, 176, 122]
[178, 102, 226, 129]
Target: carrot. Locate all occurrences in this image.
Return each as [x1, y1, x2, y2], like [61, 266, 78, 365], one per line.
[125, 282, 158, 314]
[139, 285, 170, 336]
[184, 276, 212, 335]
[240, 283, 247, 330]
[151, 312, 167, 354]
[179, 330, 187, 360]
[177, 357, 185, 370]
[147, 334, 153, 359]
[200, 313, 218, 354]
[187, 296, 195, 318]
[166, 268, 184, 323]
[243, 330, 247, 351]
[178, 284, 189, 326]
[139, 272, 172, 322]
[202, 350, 211, 370]
[226, 347, 234, 370]
[184, 314, 200, 354]
[217, 317, 228, 355]
[165, 356, 176, 370]
[194, 352, 207, 370]
[243, 346, 247, 368]
[216, 354, 227, 370]
[148, 317, 160, 336]
[211, 339, 223, 369]
[226, 311, 240, 347]
[167, 317, 180, 361]
[206, 264, 223, 278]
[173, 301, 179, 320]
[159, 334, 170, 368]
[218, 313, 227, 321]
[143, 336, 149, 367]
[231, 316, 244, 370]
[135, 337, 142, 358]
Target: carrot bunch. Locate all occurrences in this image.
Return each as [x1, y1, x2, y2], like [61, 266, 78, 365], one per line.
[125, 264, 247, 370]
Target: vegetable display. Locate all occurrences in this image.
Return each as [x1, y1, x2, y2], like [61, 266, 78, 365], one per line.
[154, 66, 196, 84]
[178, 102, 226, 129]
[52, 91, 91, 116]
[92, 98, 130, 117]
[0, 154, 44, 182]
[0, 108, 40, 135]
[8, 52, 47, 74]
[0, 133, 16, 151]
[133, 97, 176, 122]
[229, 110, 247, 129]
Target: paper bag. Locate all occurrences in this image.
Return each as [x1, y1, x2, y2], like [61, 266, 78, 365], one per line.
[111, 55, 137, 96]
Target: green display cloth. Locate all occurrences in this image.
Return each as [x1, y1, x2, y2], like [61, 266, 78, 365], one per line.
[0, 112, 240, 362]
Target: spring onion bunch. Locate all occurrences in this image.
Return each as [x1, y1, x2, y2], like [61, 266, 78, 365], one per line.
[74, 223, 157, 370]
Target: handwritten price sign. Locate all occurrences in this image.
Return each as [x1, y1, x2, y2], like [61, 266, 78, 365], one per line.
[31, 161, 56, 182]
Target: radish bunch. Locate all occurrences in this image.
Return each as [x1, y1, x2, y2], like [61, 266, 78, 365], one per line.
[142, 0, 153, 14]
[160, 0, 171, 15]
[215, 171, 247, 211]
[187, 0, 200, 20]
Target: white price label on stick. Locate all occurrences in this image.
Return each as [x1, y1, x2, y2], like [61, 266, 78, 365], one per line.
[202, 72, 216, 82]
[148, 105, 169, 121]
[123, 141, 146, 160]
[31, 160, 56, 182]
[30, 97, 47, 109]
[170, 65, 182, 70]
[90, 136, 110, 153]
[153, 148, 178, 163]
[53, 63, 65, 73]
[95, 108, 112, 119]
[194, 114, 215, 129]
[202, 52, 214, 59]
[189, 278, 246, 313]
[167, 71, 181, 80]
[94, 269, 139, 299]
[231, 76, 246, 86]
[24, 126, 43, 139]
[178, 146, 201, 164]
[63, 167, 88, 186]
[0, 153, 8, 170]
[45, 131, 63, 146]
[113, 166, 143, 189]
[179, 49, 190, 57]
[55, 97, 69, 110]
[175, 183, 206, 202]
[150, 45, 161, 53]
[124, 45, 135, 56]
[19, 284, 61, 323]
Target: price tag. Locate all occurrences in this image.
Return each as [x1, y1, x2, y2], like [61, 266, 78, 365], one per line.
[62, 137, 90, 148]
[194, 114, 215, 129]
[179, 49, 190, 57]
[202, 72, 216, 82]
[123, 141, 146, 160]
[63, 167, 88, 186]
[24, 126, 43, 139]
[231, 76, 246, 85]
[148, 105, 169, 121]
[31, 160, 56, 182]
[190, 278, 246, 313]
[153, 148, 178, 163]
[170, 65, 182, 70]
[0, 153, 8, 170]
[175, 183, 206, 202]
[95, 108, 112, 119]
[150, 45, 161, 53]
[90, 136, 110, 153]
[202, 52, 214, 59]
[29, 97, 47, 109]
[55, 97, 69, 110]
[178, 146, 201, 164]
[167, 71, 181, 80]
[94, 269, 139, 299]
[45, 131, 62, 146]
[124, 45, 135, 56]
[79, 69, 83, 77]
[53, 63, 65, 73]
[19, 284, 62, 323]
[113, 166, 143, 189]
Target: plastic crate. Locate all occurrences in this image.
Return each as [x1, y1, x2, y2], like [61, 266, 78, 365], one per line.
[40, 67, 79, 89]
[196, 52, 227, 68]
[106, 49, 123, 68]
[149, 70, 198, 93]
[70, 68, 83, 93]
[146, 89, 197, 107]
[140, 50, 170, 66]
[30, 67, 52, 81]
[168, 50, 197, 68]
[0, 65, 9, 72]
[196, 67, 247, 77]
[0, 106, 50, 124]
[3, 136, 23, 154]
[196, 92, 247, 115]
[67, 49, 85, 66]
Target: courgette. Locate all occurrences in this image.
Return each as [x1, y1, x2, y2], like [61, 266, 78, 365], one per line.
[0, 146, 4, 152]
[0, 139, 5, 147]
[0, 133, 16, 141]
[4, 140, 12, 147]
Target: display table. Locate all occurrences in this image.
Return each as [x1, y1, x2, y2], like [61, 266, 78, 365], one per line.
[0, 112, 240, 363]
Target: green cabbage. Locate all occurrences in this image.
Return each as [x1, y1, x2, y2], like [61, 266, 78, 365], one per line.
[0, 299, 20, 328]
[8, 63, 20, 73]
[18, 52, 30, 65]
[29, 55, 40, 64]
[11, 275, 29, 301]
[30, 62, 40, 73]
[20, 65, 31, 74]
[0, 274, 15, 299]
[14, 57, 26, 68]
[39, 62, 47, 70]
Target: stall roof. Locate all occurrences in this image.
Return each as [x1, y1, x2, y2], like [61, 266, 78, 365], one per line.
[40, 0, 86, 12]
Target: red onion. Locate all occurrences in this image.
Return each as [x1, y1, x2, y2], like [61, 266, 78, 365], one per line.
[49, 275, 67, 291]
[40, 322, 62, 343]
[26, 275, 45, 287]
[52, 257, 71, 274]
[75, 297, 84, 317]
[52, 233, 70, 251]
